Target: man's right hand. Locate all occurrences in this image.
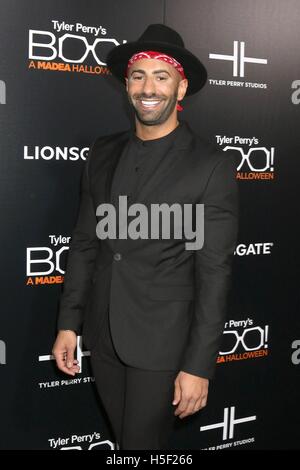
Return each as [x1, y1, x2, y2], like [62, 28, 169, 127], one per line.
[52, 330, 80, 376]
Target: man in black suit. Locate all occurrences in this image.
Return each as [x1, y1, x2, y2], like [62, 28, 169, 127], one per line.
[52, 24, 239, 450]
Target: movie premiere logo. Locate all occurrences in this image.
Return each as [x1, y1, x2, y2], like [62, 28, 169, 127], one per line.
[0, 80, 6, 104]
[28, 20, 126, 75]
[291, 340, 300, 365]
[38, 335, 93, 390]
[208, 41, 268, 89]
[0, 339, 6, 365]
[217, 318, 269, 364]
[23, 145, 89, 161]
[291, 80, 300, 104]
[48, 432, 116, 450]
[217, 135, 275, 180]
[234, 242, 273, 256]
[26, 234, 70, 286]
[200, 405, 256, 450]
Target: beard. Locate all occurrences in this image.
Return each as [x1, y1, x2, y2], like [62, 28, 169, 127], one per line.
[128, 90, 179, 126]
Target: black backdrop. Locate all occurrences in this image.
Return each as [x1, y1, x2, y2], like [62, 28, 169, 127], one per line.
[1, 0, 299, 450]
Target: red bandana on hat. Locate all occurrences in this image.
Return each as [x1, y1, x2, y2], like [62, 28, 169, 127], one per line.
[126, 50, 186, 111]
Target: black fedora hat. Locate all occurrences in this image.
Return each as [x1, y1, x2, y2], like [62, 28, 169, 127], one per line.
[106, 24, 207, 96]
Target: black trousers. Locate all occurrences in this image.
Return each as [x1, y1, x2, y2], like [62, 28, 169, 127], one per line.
[90, 309, 179, 450]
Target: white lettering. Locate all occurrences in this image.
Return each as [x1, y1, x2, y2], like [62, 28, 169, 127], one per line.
[23, 145, 88, 161]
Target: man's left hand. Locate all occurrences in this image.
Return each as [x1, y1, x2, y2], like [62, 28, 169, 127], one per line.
[173, 371, 209, 419]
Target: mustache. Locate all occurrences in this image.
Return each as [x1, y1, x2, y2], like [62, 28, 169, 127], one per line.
[133, 94, 166, 100]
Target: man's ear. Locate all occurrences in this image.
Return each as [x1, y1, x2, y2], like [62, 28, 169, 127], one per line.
[125, 77, 128, 92]
[178, 78, 188, 101]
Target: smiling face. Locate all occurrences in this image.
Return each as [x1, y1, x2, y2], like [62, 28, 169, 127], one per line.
[125, 58, 188, 127]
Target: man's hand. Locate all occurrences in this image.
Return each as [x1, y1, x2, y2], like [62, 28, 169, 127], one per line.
[52, 330, 80, 376]
[173, 371, 209, 419]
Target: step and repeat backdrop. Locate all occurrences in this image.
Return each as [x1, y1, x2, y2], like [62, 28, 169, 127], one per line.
[1, 0, 299, 450]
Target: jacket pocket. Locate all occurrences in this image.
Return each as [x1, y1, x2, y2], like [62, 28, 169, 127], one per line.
[148, 283, 194, 301]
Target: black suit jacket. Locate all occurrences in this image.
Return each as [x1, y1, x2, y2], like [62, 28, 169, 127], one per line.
[57, 121, 239, 379]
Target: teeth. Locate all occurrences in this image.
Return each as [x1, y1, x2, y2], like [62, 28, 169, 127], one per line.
[141, 100, 160, 106]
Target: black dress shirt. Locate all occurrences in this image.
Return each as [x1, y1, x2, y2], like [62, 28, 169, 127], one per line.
[110, 121, 183, 206]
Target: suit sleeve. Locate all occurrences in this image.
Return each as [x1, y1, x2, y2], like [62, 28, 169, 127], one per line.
[56, 142, 99, 333]
[179, 154, 239, 379]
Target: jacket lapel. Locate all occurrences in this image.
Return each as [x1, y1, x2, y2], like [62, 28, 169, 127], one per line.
[102, 131, 131, 203]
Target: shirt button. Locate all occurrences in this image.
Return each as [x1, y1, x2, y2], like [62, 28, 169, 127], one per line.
[135, 166, 139, 171]
[113, 252, 122, 261]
